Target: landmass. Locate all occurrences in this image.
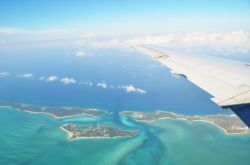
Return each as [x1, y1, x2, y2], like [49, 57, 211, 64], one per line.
[61, 124, 137, 140]
[1, 101, 248, 137]
[120, 111, 249, 134]
[0, 101, 137, 140]
[0, 102, 105, 118]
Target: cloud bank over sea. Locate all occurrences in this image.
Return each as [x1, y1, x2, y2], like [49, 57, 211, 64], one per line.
[1, 28, 249, 56]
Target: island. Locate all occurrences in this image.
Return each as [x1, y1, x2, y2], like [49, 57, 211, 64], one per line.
[61, 124, 137, 140]
[0, 102, 105, 118]
[1, 101, 248, 137]
[120, 111, 249, 134]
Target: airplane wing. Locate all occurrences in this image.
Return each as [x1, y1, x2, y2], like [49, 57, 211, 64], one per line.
[135, 45, 250, 127]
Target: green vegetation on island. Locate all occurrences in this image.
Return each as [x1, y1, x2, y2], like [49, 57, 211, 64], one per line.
[121, 111, 249, 134]
[1, 101, 248, 138]
[61, 124, 137, 140]
[0, 102, 105, 118]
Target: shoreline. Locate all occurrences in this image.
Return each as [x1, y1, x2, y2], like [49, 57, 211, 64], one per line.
[1, 104, 248, 136]
[121, 110, 249, 135]
[60, 126, 133, 141]
[156, 110, 249, 135]
[23, 109, 99, 119]
[60, 126, 74, 140]
[158, 117, 248, 135]
[0, 105, 102, 119]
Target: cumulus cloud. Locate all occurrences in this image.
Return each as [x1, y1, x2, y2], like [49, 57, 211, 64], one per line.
[61, 77, 76, 85]
[1, 27, 249, 56]
[97, 82, 108, 88]
[82, 32, 96, 38]
[0, 72, 11, 78]
[95, 82, 146, 94]
[126, 31, 249, 46]
[119, 85, 146, 94]
[127, 31, 250, 55]
[82, 31, 250, 55]
[46, 76, 58, 82]
[89, 39, 123, 48]
[18, 73, 34, 79]
[75, 51, 88, 57]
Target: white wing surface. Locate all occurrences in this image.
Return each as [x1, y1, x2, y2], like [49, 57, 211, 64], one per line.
[136, 45, 250, 107]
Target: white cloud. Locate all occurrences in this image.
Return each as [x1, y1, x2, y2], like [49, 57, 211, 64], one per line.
[119, 85, 146, 94]
[0, 72, 11, 78]
[73, 31, 250, 55]
[61, 77, 76, 85]
[0, 28, 25, 35]
[1, 28, 249, 55]
[0, 28, 88, 47]
[127, 31, 250, 55]
[75, 51, 88, 57]
[85, 31, 250, 55]
[89, 39, 123, 48]
[0, 28, 85, 36]
[97, 82, 108, 88]
[82, 32, 96, 38]
[18, 73, 34, 79]
[46, 76, 58, 82]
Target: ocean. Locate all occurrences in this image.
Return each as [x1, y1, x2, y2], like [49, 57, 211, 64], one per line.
[0, 107, 250, 165]
[0, 46, 249, 165]
[0, 46, 225, 115]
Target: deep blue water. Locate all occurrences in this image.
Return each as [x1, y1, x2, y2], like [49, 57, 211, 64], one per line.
[0, 46, 227, 115]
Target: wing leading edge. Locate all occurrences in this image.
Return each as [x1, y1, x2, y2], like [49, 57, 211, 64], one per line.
[136, 45, 250, 127]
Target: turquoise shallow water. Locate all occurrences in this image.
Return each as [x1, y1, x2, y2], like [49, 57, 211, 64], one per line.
[0, 107, 250, 165]
[149, 119, 250, 165]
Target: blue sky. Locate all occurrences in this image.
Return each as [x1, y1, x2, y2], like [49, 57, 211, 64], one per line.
[0, 0, 249, 34]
